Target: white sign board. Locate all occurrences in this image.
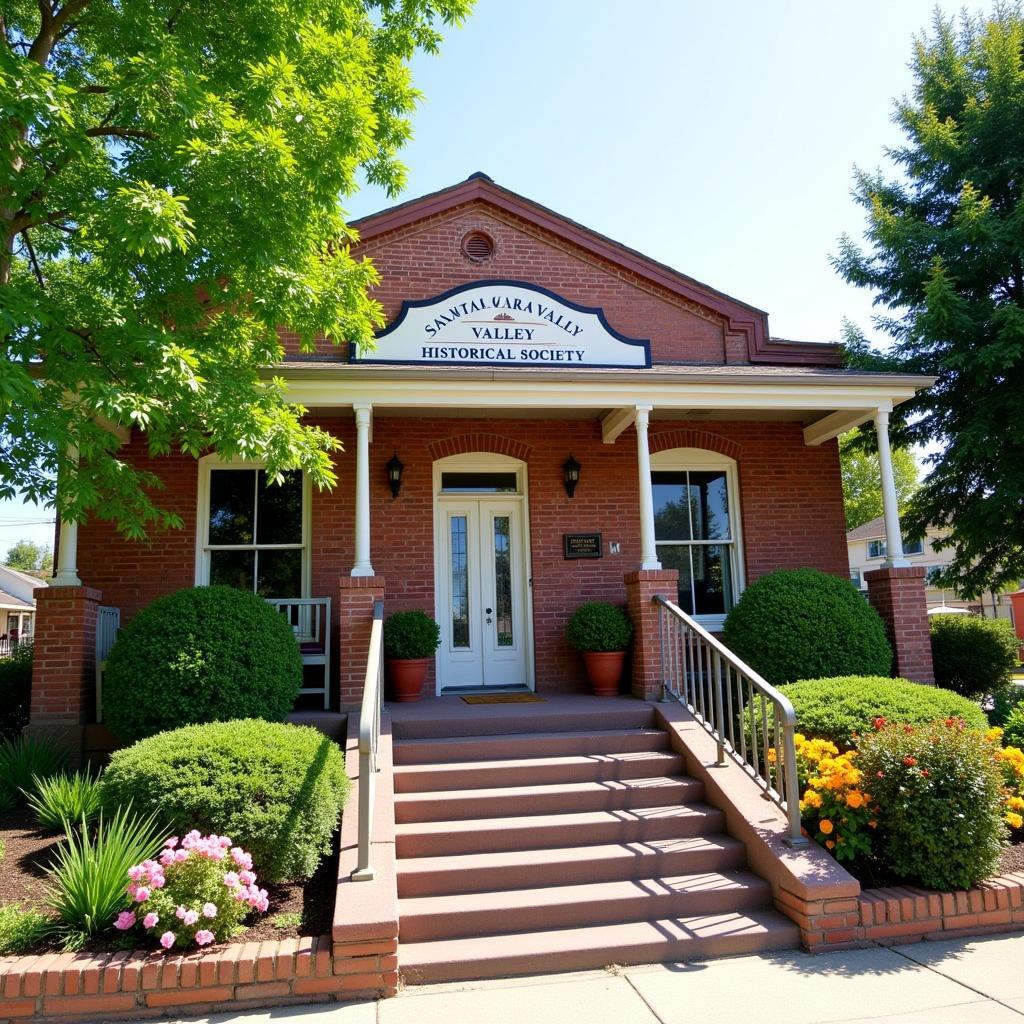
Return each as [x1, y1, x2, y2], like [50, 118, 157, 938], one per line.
[353, 280, 651, 368]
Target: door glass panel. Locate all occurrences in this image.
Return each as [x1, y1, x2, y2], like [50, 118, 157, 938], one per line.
[209, 549, 255, 591]
[493, 515, 514, 647]
[450, 515, 470, 648]
[441, 472, 518, 493]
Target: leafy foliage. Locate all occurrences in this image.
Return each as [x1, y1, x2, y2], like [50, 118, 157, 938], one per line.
[3, 539, 51, 575]
[382, 610, 441, 660]
[0, 640, 33, 742]
[777, 675, 986, 750]
[0, 0, 472, 537]
[102, 586, 302, 742]
[0, 733, 69, 806]
[1001, 703, 1024, 748]
[26, 771, 104, 830]
[566, 602, 633, 653]
[839, 432, 919, 530]
[722, 568, 892, 686]
[44, 806, 167, 940]
[833, 7, 1024, 595]
[0, 904, 53, 954]
[930, 613, 1019, 699]
[856, 719, 1007, 890]
[100, 719, 348, 883]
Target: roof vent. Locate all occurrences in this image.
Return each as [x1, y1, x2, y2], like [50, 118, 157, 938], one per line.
[461, 231, 494, 263]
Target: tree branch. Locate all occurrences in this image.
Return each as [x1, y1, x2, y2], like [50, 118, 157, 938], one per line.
[83, 126, 156, 141]
[21, 229, 45, 289]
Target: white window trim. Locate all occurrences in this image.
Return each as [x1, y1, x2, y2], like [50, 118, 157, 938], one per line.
[650, 447, 745, 632]
[194, 454, 312, 599]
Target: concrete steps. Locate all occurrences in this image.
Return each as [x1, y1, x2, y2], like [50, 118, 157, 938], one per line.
[390, 698, 798, 983]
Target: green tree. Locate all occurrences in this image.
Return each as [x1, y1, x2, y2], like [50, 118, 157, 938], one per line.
[839, 431, 919, 531]
[834, 5, 1024, 596]
[3, 538, 52, 574]
[1, 0, 471, 538]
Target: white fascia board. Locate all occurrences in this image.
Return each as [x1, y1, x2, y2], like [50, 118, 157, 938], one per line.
[803, 409, 880, 447]
[279, 375, 923, 415]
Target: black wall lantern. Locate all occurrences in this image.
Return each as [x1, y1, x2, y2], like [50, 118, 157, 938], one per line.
[563, 454, 581, 498]
[386, 452, 404, 499]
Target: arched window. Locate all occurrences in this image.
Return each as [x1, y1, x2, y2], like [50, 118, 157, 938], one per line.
[650, 448, 744, 629]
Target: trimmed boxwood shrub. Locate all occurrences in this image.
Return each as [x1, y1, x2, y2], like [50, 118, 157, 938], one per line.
[383, 610, 441, 660]
[778, 675, 987, 749]
[100, 719, 348, 883]
[0, 641, 32, 742]
[566, 602, 633, 652]
[930, 613, 1019, 699]
[856, 719, 1006, 890]
[102, 586, 302, 742]
[723, 568, 892, 686]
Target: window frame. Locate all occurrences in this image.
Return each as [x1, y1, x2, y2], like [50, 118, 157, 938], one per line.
[194, 456, 312, 599]
[650, 447, 745, 632]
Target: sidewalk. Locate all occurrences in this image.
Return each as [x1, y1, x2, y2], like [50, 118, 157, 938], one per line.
[165, 932, 1024, 1024]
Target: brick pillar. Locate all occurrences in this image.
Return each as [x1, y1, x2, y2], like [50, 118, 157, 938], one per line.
[338, 576, 387, 707]
[865, 566, 934, 684]
[26, 585, 102, 760]
[625, 569, 679, 701]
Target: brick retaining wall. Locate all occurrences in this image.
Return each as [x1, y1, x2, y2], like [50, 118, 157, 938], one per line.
[781, 874, 1024, 952]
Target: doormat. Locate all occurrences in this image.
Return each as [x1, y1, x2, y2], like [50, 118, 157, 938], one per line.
[461, 694, 546, 704]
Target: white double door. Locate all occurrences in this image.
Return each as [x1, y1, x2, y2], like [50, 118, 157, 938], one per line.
[436, 498, 530, 690]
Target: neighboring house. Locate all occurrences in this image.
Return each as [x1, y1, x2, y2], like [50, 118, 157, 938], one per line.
[847, 515, 1014, 622]
[0, 562, 47, 652]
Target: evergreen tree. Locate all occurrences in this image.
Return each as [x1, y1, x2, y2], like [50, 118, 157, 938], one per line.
[834, 5, 1024, 596]
[1, 0, 471, 538]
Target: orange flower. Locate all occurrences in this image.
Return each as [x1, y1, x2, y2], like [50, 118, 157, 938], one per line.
[825, 839, 836, 849]
[819, 819, 834, 835]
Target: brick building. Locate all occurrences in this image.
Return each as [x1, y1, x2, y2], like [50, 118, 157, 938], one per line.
[32, 174, 935, 746]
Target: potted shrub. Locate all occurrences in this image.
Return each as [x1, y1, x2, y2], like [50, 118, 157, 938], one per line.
[566, 601, 633, 696]
[383, 610, 441, 702]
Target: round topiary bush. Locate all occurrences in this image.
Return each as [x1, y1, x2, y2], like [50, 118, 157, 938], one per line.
[102, 586, 302, 742]
[779, 675, 987, 749]
[723, 568, 892, 686]
[383, 610, 441, 660]
[566, 602, 633, 652]
[100, 719, 348, 883]
[930, 613, 1019, 699]
[856, 719, 1006, 890]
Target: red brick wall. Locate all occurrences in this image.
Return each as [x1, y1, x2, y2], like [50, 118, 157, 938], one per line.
[280, 202, 746, 365]
[76, 418, 848, 703]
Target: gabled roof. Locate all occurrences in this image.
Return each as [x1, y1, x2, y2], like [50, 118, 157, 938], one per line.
[351, 173, 843, 367]
[846, 516, 886, 542]
[0, 586, 34, 611]
[0, 564, 48, 588]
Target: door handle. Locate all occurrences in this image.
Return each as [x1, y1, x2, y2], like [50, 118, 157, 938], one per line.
[485, 607, 493, 625]
[485, 608, 493, 614]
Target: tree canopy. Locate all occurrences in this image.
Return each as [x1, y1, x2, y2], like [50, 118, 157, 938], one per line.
[834, 5, 1024, 596]
[0, 0, 471, 538]
[3, 538, 52, 574]
[839, 431, 919, 531]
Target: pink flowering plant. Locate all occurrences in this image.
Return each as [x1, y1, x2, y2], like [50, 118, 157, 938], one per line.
[114, 831, 268, 950]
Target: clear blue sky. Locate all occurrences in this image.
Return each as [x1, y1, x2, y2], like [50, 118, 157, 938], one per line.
[0, 0, 960, 552]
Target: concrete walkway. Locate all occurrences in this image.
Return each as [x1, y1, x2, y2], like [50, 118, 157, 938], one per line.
[165, 933, 1024, 1024]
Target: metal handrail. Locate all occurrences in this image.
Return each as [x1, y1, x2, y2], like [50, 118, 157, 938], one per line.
[351, 599, 385, 881]
[653, 594, 807, 846]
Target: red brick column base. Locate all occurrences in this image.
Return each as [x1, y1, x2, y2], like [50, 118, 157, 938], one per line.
[625, 569, 680, 701]
[26, 585, 102, 762]
[865, 566, 934, 684]
[338, 576, 386, 707]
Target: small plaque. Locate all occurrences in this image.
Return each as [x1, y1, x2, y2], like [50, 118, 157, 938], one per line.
[563, 533, 602, 559]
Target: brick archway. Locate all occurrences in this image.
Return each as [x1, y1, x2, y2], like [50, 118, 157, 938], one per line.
[427, 433, 534, 463]
[649, 429, 742, 461]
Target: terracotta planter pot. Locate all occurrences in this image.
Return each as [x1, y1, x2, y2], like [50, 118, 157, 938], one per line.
[386, 657, 431, 702]
[581, 650, 627, 696]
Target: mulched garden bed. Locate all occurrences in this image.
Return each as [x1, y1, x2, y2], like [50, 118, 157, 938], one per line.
[0, 807, 338, 953]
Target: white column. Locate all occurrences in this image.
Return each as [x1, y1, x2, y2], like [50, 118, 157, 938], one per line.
[53, 446, 82, 586]
[636, 405, 661, 571]
[874, 409, 909, 568]
[351, 403, 374, 577]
